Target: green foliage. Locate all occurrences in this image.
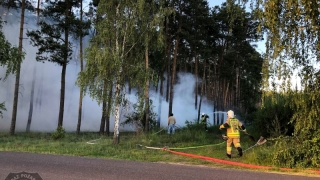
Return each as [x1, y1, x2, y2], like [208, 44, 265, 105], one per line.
[255, 92, 294, 137]
[26, 0, 90, 65]
[272, 132, 320, 168]
[0, 18, 23, 80]
[0, 102, 6, 118]
[204, 2, 264, 112]
[290, 71, 320, 140]
[255, 73, 320, 169]
[149, 50, 166, 79]
[78, 0, 170, 100]
[244, 141, 274, 166]
[52, 126, 66, 140]
[243, 106, 258, 123]
[1, 0, 35, 11]
[250, 0, 320, 65]
[238, 48, 264, 113]
[244, 0, 320, 145]
[121, 101, 158, 132]
[184, 119, 204, 131]
[79, 0, 142, 104]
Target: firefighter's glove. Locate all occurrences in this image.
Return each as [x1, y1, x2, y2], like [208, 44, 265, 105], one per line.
[242, 129, 247, 133]
[222, 134, 228, 141]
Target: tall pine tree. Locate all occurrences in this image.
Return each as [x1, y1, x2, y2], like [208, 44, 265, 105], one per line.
[27, 0, 90, 129]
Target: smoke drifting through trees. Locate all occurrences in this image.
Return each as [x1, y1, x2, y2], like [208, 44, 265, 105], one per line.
[0, 7, 217, 132]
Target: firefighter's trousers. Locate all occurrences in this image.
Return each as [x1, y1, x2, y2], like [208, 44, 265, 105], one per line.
[226, 137, 241, 155]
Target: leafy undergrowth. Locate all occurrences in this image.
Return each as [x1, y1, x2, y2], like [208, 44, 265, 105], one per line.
[0, 126, 319, 177]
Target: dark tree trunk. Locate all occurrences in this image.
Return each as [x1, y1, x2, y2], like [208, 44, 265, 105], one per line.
[100, 100, 106, 134]
[197, 62, 206, 123]
[76, 0, 84, 135]
[105, 85, 112, 137]
[36, 0, 40, 23]
[144, 47, 150, 133]
[194, 53, 198, 110]
[166, 61, 170, 102]
[164, 16, 170, 103]
[169, 5, 183, 116]
[10, 0, 25, 135]
[58, 62, 67, 127]
[26, 66, 36, 132]
[57, 0, 69, 128]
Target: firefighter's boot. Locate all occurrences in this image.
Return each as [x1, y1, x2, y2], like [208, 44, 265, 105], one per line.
[226, 153, 231, 159]
[237, 147, 243, 157]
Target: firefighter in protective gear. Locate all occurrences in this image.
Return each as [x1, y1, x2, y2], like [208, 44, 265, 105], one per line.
[200, 113, 209, 131]
[219, 110, 246, 158]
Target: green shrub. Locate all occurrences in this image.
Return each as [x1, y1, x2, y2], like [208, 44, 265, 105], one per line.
[272, 132, 320, 168]
[121, 108, 158, 132]
[0, 102, 6, 118]
[184, 119, 204, 131]
[52, 126, 66, 140]
[255, 93, 294, 138]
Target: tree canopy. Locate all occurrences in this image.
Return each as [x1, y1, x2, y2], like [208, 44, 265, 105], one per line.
[0, 19, 21, 80]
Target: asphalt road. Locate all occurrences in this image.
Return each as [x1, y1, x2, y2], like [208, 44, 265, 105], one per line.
[0, 151, 319, 180]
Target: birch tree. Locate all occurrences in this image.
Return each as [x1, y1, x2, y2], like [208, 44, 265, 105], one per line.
[0, 22, 20, 79]
[0, 18, 22, 121]
[78, 0, 142, 144]
[78, 0, 169, 142]
[135, 0, 170, 132]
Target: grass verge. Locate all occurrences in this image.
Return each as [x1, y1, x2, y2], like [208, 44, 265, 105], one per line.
[0, 126, 319, 177]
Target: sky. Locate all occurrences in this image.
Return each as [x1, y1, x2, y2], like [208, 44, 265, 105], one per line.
[208, 0, 225, 7]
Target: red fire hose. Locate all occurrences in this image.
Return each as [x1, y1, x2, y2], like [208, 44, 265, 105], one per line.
[166, 149, 320, 175]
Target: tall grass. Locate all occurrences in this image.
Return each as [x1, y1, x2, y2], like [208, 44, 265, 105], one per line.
[0, 126, 264, 163]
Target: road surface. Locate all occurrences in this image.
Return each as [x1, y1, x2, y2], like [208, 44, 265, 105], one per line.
[0, 151, 319, 180]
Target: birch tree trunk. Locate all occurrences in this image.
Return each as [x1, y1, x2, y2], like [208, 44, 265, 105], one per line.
[113, 4, 121, 144]
[113, 81, 121, 144]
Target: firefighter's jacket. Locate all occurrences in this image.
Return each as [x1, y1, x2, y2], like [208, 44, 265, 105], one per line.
[200, 115, 209, 124]
[219, 118, 244, 138]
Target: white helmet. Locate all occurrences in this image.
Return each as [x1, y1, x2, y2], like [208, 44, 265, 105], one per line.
[202, 112, 205, 115]
[227, 110, 234, 118]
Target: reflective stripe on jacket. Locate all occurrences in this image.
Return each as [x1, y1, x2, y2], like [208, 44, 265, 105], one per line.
[220, 118, 242, 138]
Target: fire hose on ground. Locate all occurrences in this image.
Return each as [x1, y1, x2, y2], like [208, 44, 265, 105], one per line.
[137, 137, 320, 175]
